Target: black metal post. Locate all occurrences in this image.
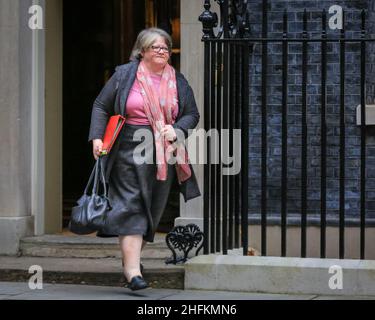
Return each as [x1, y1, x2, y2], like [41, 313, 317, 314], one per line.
[210, 41, 217, 254]
[222, 38, 229, 255]
[199, 0, 218, 255]
[301, 9, 308, 258]
[261, 0, 268, 256]
[216, 41, 223, 253]
[281, 10, 288, 257]
[234, 44, 242, 249]
[241, 42, 250, 256]
[339, 11, 346, 260]
[360, 9, 366, 260]
[229, 42, 235, 250]
[320, 9, 327, 258]
[203, 39, 211, 255]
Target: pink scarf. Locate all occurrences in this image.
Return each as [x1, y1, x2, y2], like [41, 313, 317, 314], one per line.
[136, 60, 191, 184]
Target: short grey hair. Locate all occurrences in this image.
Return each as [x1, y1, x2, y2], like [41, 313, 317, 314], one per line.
[130, 28, 173, 61]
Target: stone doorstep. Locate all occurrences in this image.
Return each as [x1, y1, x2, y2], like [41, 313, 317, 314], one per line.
[185, 255, 375, 297]
[20, 243, 171, 259]
[0, 256, 185, 290]
[20, 233, 168, 245]
[19, 233, 172, 259]
[20, 234, 167, 248]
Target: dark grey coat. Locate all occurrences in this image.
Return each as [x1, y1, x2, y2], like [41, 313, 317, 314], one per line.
[88, 60, 201, 202]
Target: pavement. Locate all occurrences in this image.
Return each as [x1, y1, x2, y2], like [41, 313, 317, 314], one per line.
[2, 232, 374, 301]
[0, 281, 374, 300]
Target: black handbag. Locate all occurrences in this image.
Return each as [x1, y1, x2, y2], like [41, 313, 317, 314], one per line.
[69, 156, 112, 235]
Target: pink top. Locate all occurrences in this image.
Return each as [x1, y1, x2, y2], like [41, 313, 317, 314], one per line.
[125, 73, 178, 125]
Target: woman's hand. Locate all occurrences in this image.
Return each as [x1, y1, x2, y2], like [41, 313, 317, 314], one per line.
[160, 125, 177, 142]
[92, 139, 103, 160]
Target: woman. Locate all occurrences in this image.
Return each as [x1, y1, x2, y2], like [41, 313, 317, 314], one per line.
[87, 28, 201, 291]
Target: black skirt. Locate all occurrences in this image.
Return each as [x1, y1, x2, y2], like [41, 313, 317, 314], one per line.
[97, 123, 176, 242]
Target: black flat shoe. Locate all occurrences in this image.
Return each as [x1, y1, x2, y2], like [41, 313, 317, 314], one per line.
[127, 276, 148, 291]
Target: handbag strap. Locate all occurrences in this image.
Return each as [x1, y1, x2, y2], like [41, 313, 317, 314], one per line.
[98, 156, 108, 197]
[101, 159, 108, 196]
[92, 157, 101, 195]
[83, 157, 109, 197]
[83, 159, 99, 195]
[91, 156, 109, 197]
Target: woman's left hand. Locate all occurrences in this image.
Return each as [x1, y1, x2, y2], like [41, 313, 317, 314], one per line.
[160, 125, 177, 142]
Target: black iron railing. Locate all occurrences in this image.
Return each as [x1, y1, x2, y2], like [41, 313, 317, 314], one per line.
[199, 0, 375, 259]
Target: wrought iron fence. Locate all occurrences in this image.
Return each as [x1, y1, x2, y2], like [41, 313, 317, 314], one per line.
[199, 0, 375, 259]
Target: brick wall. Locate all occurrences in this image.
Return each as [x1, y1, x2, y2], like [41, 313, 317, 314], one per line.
[245, 0, 375, 225]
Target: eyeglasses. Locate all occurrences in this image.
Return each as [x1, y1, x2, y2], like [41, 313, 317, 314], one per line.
[149, 45, 170, 53]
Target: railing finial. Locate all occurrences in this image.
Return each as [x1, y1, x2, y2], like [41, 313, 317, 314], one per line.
[199, 0, 218, 40]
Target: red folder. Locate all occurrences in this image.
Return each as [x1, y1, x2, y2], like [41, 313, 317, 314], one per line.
[101, 115, 126, 155]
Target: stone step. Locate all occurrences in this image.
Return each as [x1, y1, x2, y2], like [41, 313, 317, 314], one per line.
[184, 254, 375, 296]
[0, 256, 184, 289]
[19, 233, 172, 260]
